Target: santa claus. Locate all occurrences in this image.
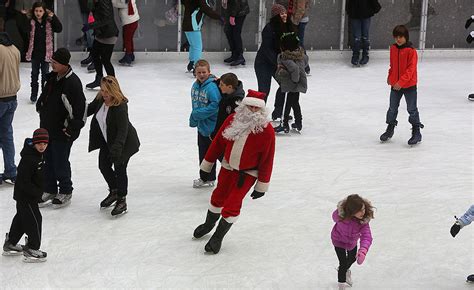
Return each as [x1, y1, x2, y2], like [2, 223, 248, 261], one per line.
[193, 89, 276, 254]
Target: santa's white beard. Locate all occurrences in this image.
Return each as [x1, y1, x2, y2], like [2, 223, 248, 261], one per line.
[222, 105, 269, 141]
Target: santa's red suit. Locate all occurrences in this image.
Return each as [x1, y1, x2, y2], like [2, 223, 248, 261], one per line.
[201, 112, 275, 222]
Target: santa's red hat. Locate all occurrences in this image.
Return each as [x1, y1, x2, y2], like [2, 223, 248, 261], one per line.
[241, 89, 266, 108]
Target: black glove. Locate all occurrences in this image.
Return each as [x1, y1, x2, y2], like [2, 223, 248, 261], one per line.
[199, 169, 210, 182]
[250, 190, 265, 199]
[467, 31, 474, 44]
[450, 222, 461, 237]
[466, 16, 474, 29]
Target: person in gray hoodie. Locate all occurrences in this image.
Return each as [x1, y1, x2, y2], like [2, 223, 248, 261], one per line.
[274, 32, 307, 133]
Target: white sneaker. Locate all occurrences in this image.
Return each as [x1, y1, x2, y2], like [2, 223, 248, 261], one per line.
[38, 192, 56, 208]
[52, 193, 72, 209]
[338, 282, 352, 289]
[193, 178, 215, 188]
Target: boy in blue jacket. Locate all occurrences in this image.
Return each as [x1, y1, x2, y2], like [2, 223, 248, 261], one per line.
[189, 59, 221, 188]
[450, 204, 474, 282]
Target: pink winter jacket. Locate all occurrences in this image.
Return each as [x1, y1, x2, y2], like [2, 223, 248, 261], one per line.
[331, 209, 373, 251]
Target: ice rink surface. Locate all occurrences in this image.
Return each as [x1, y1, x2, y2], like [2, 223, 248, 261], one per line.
[0, 53, 472, 289]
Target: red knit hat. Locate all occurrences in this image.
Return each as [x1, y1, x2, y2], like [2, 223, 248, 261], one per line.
[271, 4, 287, 18]
[32, 128, 49, 144]
[241, 90, 266, 108]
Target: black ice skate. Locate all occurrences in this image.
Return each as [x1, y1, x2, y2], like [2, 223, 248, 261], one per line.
[193, 210, 220, 239]
[86, 77, 101, 89]
[2, 233, 24, 256]
[468, 94, 474, 101]
[407, 124, 424, 146]
[380, 124, 396, 142]
[111, 197, 127, 216]
[100, 189, 118, 208]
[467, 274, 474, 283]
[80, 53, 93, 66]
[204, 218, 232, 254]
[230, 56, 246, 67]
[291, 123, 302, 133]
[23, 247, 47, 263]
[52, 193, 72, 209]
[87, 62, 95, 73]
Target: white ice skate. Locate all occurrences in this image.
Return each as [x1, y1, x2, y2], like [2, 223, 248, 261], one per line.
[52, 193, 72, 209]
[38, 192, 56, 208]
[335, 267, 353, 287]
[193, 178, 215, 188]
[338, 282, 352, 289]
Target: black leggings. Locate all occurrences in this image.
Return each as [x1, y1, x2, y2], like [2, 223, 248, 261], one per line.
[283, 92, 302, 125]
[92, 40, 115, 78]
[335, 246, 357, 283]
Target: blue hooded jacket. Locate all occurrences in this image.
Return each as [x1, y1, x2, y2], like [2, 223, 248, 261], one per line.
[189, 76, 221, 137]
[458, 204, 474, 227]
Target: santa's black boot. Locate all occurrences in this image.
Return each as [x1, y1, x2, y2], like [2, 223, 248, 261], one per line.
[204, 218, 232, 254]
[380, 123, 396, 142]
[193, 210, 220, 239]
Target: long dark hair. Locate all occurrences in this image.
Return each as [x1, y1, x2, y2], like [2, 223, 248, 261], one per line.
[270, 15, 296, 54]
[30, 2, 48, 22]
[339, 194, 375, 221]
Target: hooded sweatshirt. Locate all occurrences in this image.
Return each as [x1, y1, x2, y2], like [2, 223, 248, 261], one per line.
[13, 139, 45, 203]
[189, 75, 221, 137]
[211, 80, 245, 138]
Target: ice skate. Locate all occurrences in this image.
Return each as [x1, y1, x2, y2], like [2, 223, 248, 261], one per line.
[86, 77, 101, 89]
[193, 178, 215, 188]
[274, 123, 289, 134]
[224, 55, 234, 63]
[52, 193, 72, 209]
[338, 282, 352, 289]
[380, 124, 396, 142]
[38, 192, 56, 208]
[193, 210, 220, 239]
[80, 53, 93, 66]
[468, 94, 474, 101]
[291, 123, 302, 133]
[407, 124, 424, 146]
[87, 62, 95, 73]
[2, 233, 24, 256]
[230, 56, 245, 67]
[204, 218, 232, 254]
[186, 61, 194, 73]
[23, 247, 47, 263]
[467, 274, 474, 283]
[118, 54, 133, 66]
[335, 267, 352, 286]
[111, 197, 127, 216]
[2, 176, 16, 185]
[100, 189, 118, 209]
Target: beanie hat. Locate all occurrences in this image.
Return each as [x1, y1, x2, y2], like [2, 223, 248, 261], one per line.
[281, 32, 300, 51]
[271, 4, 286, 18]
[241, 90, 266, 108]
[32, 128, 49, 144]
[52, 48, 71, 65]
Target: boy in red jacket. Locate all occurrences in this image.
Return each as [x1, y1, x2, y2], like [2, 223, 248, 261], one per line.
[380, 25, 424, 145]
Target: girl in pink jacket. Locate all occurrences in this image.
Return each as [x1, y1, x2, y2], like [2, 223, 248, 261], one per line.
[331, 194, 374, 289]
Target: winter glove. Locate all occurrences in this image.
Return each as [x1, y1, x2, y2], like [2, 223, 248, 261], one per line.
[229, 16, 236, 26]
[82, 23, 90, 32]
[467, 31, 474, 44]
[466, 15, 474, 29]
[250, 190, 265, 199]
[450, 221, 462, 237]
[199, 169, 211, 182]
[356, 248, 368, 265]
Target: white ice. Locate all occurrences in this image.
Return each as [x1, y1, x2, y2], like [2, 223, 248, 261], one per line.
[0, 52, 473, 289]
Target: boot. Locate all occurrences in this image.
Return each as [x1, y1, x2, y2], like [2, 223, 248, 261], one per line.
[359, 38, 370, 65]
[204, 218, 232, 254]
[224, 54, 234, 63]
[230, 55, 246, 66]
[351, 39, 361, 66]
[187, 61, 194, 72]
[407, 124, 424, 145]
[100, 189, 118, 208]
[30, 82, 39, 103]
[380, 123, 396, 142]
[119, 53, 133, 66]
[130, 52, 135, 62]
[193, 210, 220, 238]
[86, 76, 102, 89]
[111, 197, 127, 216]
[3, 233, 24, 256]
[87, 62, 95, 73]
[80, 53, 93, 66]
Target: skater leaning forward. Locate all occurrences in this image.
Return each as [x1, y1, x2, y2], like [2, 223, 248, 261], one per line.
[3, 129, 49, 262]
[450, 204, 474, 283]
[193, 90, 275, 254]
[86, 75, 140, 216]
[380, 25, 424, 145]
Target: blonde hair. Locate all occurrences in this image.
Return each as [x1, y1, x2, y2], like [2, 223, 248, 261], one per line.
[96, 76, 128, 106]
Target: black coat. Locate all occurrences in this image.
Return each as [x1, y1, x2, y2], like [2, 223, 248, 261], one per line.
[89, 0, 118, 38]
[87, 98, 140, 163]
[36, 67, 86, 142]
[345, 0, 381, 19]
[13, 139, 45, 203]
[29, 15, 62, 60]
[211, 80, 245, 139]
[182, 0, 220, 32]
[78, 0, 90, 13]
[225, 0, 250, 18]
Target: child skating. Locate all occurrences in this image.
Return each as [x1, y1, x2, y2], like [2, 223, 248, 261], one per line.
[331, 194, 374, 289]
[450, 204, 474, 283]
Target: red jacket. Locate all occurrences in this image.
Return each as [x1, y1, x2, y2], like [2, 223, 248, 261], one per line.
[388, 43, 418, 88]
[201, 113, 275, 193]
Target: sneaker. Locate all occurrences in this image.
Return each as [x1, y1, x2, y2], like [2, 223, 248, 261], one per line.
[52, 193, 72, 209]
[100, 190, 118, 208]
[193, 178, 215, 188]
[23, 247, 47, 263]
[38, 192, 56, 208]
[2, 233, 24, 256]
[111, 197, 127, 216]
[2, 176, 16, 185]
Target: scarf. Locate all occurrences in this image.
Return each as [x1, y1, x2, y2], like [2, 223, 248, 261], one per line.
[26, 19, 53, 62]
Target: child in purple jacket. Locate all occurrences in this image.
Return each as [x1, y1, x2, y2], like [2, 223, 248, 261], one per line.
[331, 194, 374, 289]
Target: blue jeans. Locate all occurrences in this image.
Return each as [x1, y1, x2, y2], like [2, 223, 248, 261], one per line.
[44, 139, 73, 194]
[31, 59, 49, 98]
[350, 17, 371, 43]
[81, 12, 94, 49]
[386, 87, 422, 126]
[0, 99, 17, 178]
[185, 31, 203, 63]
[298, 21, 308, 49]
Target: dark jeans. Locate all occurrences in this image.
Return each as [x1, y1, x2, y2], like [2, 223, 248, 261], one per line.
[254, 59, 284, 105]
[198, 132, 216, 181]
[0, 98, 17, 178]
[92, 40, 115, 78]
[271, 88, 288, 120]
[335, 246, 357, 283]
[98, 145, 129, 197]
[9, 201, 42, 250]
[283, 92, 302, 125]
[297, 21, 308, 49]
[31, 59, 49, 97]
[350, 17, 371, 43]
[44, 139, 73, 194]
[224, 15, 246, 58]
[386, 87, 421, 126]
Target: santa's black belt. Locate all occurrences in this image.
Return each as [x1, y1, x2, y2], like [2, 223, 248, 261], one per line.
[237, 167, 257, 188]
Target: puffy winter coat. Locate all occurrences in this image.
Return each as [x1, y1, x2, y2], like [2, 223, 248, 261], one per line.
[13, 139, 45, 204]
[89, 0, 119, 38]
[276, 48, 308, 93]
[458, 205, 474, 227]
[345, 0, 381, 19]
[224, 0, 250, 18]
[387, 42, 418, 89]
[182, 0, 220, 32]
[211, 80, 245, 138]
[189, 76, 221, 137]
[331, 209, 373, 251]
[112, 0, 140, 26]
